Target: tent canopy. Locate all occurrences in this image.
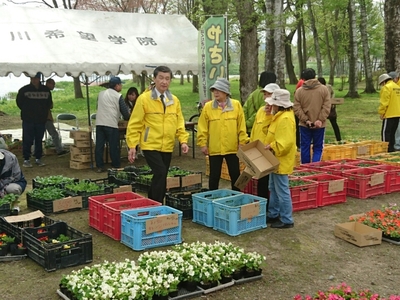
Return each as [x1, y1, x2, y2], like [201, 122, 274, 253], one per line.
[0, 6, 198, 77]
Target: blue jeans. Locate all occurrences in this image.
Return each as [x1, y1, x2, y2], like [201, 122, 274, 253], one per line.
[22, 121, 46, 160]
[299, 126, 325, 164]
[95, 126, 121, 168]
[268, 173, 293, 224]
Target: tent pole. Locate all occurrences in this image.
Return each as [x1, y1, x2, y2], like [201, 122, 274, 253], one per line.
[84, 75, 95, 169]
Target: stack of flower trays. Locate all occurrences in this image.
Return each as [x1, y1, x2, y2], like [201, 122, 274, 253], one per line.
[107, 165, 152, 191]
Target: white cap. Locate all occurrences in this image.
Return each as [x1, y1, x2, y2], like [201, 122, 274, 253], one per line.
[0, 152, 4, 160]
[263, 83, 280, 93]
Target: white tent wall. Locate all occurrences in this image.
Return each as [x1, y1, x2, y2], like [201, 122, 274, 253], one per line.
[0, 6, 199, 77]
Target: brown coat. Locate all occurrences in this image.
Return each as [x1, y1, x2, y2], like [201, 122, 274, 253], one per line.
[293, 79, 331, 128]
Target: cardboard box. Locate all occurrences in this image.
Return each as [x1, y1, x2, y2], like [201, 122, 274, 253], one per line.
[234, 167, 255, 190]
[181, 173, 202, 188]
[237, 140, 280, 179]
[4, 210, 45, 224]
[70, 153, 92, 163]
[331, 98, 344, 105]
[70, 160, 91, 169]
[73, 139, 94, 148]
[70, 145, 94, 155]
[334, 222, 382, 247]
[70, 130, 91, 140]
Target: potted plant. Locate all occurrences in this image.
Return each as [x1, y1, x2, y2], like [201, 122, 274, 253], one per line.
[10, 243, 27, 256]
[242, 252, 266, 277]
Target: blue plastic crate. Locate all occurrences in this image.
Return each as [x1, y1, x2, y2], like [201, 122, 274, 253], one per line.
[213, 194, 267, 236]
[192, 189, 243, 227]
[120, 205, 182, 251]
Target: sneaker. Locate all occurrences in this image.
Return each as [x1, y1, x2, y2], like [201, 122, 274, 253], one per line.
[270, 221, 294, 229]
[267, 216, 280, 224]
[57, 150, 70, 157]
[35, 159, 46, 167]
[23, 160, 32, 168]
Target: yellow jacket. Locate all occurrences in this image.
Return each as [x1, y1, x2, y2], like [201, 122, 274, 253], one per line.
[378, 80, 400, 118]
[126, 89, 188, 152]
[250, 106, 272, 143]
[197, 98, 249, 156]
[263, 110, 296, 174]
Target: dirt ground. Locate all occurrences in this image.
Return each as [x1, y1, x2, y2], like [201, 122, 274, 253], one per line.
[0, 114, 399, 300]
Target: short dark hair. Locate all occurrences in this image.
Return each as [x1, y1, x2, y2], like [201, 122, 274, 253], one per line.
[302, 68, 316, 80]
[259, 71, 277, 88]
[317, 77, 326, 85]
[154, 66, 173, 78]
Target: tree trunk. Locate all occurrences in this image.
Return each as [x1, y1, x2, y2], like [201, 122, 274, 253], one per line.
[192, 74, 198, 93]
[285, 30, 297, 85]
[307, 0, 323, 77]
[384, 0, 400, 71]
[359, 0, 376, 93]
[345, 0, 360, 98]
[73, 76, 83, 99]
[234, 0, 259, 102]
[265, 0, 275, 71]
[273, 0, 285, 87]
[295, 4, 306, 75]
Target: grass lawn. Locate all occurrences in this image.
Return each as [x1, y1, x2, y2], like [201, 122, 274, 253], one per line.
[1, 77, 383, 142]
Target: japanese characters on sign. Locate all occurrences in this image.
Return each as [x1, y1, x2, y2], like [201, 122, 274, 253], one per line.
[198, 16, 227, 102]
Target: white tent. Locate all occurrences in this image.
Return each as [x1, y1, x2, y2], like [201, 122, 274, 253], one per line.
[0, 6, 198, 77]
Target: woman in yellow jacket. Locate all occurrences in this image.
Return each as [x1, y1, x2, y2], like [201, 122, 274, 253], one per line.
[263, 89, 296, 229]
[250, 83, 279, 199]
[197, 78, 249, 190]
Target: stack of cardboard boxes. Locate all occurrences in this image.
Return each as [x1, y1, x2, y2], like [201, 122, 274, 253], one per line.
[69, 130, 94, 169]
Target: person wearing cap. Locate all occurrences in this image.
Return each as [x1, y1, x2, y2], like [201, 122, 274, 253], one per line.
[126, 66, 189, 203]
[45, 79, 69, 157]
[95, 76, 130, 172]
[263, 89, 296, 229]
[378, 73, 400, 152]
[243, 71, 277, 135]
[197, 77, 249, 191]
[0, 149, 27, 212]
[293, 68, 331, 164]
[249, 85, 276, 199]
[16, 72, 52, 168]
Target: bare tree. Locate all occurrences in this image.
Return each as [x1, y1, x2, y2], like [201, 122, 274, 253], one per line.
[307, 0, 323, 77]
[359, 0, 376, 93]
[384, 0, 400, 71]
[346, 0, 359, 98]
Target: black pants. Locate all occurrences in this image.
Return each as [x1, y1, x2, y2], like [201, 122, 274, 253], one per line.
[142, 150, 172, 203]
[209, 154, 240, 191]
[382, 117, 400, 152]
[328, 117, 342, 141]
[295, 115, 300, 149]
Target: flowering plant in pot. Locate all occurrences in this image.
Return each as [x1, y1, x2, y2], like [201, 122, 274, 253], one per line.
[243, 251, 266, 275]
[293, 282, 400, 299]
[350, 203, 400, 240]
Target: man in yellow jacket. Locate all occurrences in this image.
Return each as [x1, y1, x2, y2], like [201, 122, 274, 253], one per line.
[197, 78, 249, 190]
[378, 73, 400, 152]
[126, 66, 189, 203]
[263, 89, 296, 229]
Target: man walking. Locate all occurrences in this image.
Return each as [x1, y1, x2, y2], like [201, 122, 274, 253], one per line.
[16, 72, 52, 167]
[95, 76, 130, 172]
[45, 79, 69, 156]
[293, 68, 331, 164]
[126, 66, 189, 203]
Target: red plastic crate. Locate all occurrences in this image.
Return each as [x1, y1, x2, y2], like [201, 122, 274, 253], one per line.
[369, 164, 400, 193]
[289, 178, 318, 212]
[329, 158, 368, 165]
[301, 161, 337, 170]
[242, 177, 258, 195]
[346, 160, 383, 168]
[89, 192, 146, 232]
[302, 173, 348, 207]
[341, 167, 387, 199]
[103, 198, 161, 240]
[291, 168, 326, 178]
[322, 164, 360, 177]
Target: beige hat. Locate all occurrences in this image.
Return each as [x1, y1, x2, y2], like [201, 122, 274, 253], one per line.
[266, 89, 293, 108]
[263, 83, 280, 93]
[379, 74, 391, 85]
[264, 96, 272, 103]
